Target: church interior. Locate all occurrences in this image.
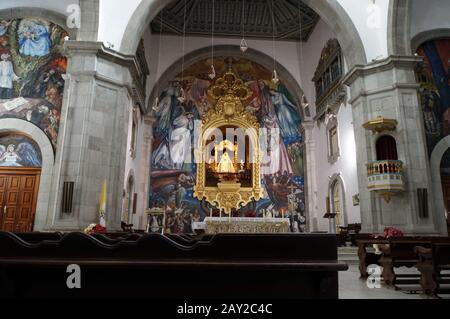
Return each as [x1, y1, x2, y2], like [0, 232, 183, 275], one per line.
[0, 0, 450, 301]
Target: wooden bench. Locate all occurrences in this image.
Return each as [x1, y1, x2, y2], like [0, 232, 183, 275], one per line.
[0, 232, 348, 299]
[356, 236, 388, 278]
[415, 241, 450, 297]
[379, 238, 433, 289]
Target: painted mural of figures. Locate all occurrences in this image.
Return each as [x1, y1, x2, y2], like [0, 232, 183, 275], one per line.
[261, 113, 294, 176]
[154, 83, 182, 135]
[270, 90, 301, 140]
[170, 112, 194, 170]
[257, 80, 275, 117]
[152, 111, 194, 170]
[0, 141, 41, 167]
[35, 69, 64, 98]
[0, 36, 11, 56]
[0, 144, 22, 166]
[18, 19, 52, 57]
[0, 53, 20, 99]
[421, 90, 441, 135]
[0, 20, 11, 36]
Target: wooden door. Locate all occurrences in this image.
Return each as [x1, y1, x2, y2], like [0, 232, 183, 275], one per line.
[0, 168, 40, 233]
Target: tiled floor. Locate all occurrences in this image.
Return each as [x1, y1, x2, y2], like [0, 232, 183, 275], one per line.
[339, 265, 435, 299]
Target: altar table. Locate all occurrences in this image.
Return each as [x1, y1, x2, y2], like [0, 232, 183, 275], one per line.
[203, 217, 291, 234]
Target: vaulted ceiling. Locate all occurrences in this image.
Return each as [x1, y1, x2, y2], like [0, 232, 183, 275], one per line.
[150, 0, 320, 41]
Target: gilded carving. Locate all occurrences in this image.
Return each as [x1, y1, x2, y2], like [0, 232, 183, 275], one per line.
[194, 69, 263, 213]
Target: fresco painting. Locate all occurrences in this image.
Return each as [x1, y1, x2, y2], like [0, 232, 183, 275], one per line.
[0, 134, 42, 167]
[0, 18, 68, 149]
[150, 57, 306, 233]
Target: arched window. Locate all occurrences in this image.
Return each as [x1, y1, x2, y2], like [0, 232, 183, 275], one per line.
[376, 135, 398, 161]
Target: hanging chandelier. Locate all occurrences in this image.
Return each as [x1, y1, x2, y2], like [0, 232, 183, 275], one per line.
[209, 0, 216, 79]
[240, 0, 248, 53]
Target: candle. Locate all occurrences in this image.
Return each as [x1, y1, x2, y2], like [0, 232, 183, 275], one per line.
[210, 208, 212, 218]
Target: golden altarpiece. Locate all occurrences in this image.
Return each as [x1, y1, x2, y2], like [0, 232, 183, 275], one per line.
[194, 69, 264, 214]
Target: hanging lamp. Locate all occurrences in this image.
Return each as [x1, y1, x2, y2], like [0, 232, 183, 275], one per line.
[270, 0, 279, 84]
[240, 0, 248, 53]
[209, 0, 216, 80]
[178, 0, 188, 103]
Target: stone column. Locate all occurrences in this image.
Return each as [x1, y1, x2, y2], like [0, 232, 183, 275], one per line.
[45, 41, 140, 231]
[143, 116, 156, 210]
[344, 55, 447, 235]
[303, 121, 318, 232]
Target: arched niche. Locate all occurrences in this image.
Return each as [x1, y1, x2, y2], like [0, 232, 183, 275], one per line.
[0, 118, 55, 231]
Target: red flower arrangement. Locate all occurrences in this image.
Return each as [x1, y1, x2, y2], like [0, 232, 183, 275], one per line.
[384, 226, 404, 238]
[372, 226, 404, 239]
[84, 223, 107, 235]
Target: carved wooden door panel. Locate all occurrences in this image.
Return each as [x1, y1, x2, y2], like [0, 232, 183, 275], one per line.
[0, 169, 40, 232]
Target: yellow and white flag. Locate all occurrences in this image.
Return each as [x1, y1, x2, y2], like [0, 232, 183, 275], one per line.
[99, 179, 107, 227]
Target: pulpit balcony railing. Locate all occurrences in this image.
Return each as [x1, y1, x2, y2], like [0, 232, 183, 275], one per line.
[366, 160, 405, 201]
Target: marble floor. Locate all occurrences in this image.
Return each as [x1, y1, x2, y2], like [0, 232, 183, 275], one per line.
[339, 265, 441, 299]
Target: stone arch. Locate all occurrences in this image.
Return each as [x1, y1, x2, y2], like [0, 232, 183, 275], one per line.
[411, 29, 450, 53]
[0, 7, 78, 39]
[119, 0, 367, 68]
[429, 137, 450, 235]
[148, 45, 308, 119]
[389, 0, 450, 55]
[0, 118, 55, 231]
[328, 173, 347, 231]
[387, 0, 412, 55]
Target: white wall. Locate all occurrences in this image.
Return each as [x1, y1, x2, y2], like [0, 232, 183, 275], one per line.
[337, 0, 389, 61]
[410, 0, 450, 39]
[311, 103, 360, 231]
[98, 0, 141, 49]
[145, 35, 303, 99]
[123, 101, 150, 230]
[98, 0, 390, 62]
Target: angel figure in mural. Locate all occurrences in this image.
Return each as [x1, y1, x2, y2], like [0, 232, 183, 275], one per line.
[0, 143, 41, 167]
[18, 20, 52, 57]
[261, 113, 294, 176]
[0, 53, 20, 99]
[270, 90, 301, 140]
[0, 20, 11, 37]
[152, 111, 194, 170]
[0, 144, 22, 166]
[153, 82, 182, 135]
[0, 20, 11, 36]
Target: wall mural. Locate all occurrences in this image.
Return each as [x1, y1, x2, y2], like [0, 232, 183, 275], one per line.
[150, 57, 306, 234]
[0, 134, 42, 167]
[0, 18, 68, 149]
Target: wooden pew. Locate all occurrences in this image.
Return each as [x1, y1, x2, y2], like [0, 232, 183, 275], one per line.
[378, 238, 433, 288]
[415, 241, 450, 297]
[356, 236, 388, 278]
[13, 232, 65, 243]
[0, 232, 348, 299]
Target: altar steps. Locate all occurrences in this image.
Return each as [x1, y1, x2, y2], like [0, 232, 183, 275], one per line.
[338, 246, 359, 265]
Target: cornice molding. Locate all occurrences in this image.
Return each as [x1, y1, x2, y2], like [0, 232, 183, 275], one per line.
[64, 41, 148, 113]
[343, 55, 423, 87]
